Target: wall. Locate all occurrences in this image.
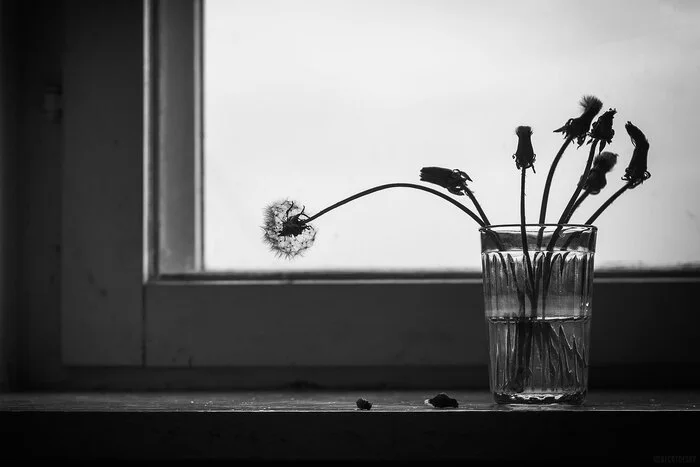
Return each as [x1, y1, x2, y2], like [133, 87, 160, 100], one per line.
[4, 0, 700, 391]
[0, 0, 19, 391]
[0, 0, 65, 391]
[14, 0, 65, 389]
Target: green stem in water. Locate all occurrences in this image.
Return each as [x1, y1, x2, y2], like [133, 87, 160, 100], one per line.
[585, 183, 632, 225]
[304, 182, 485, 227]
[538, 135, 574, 225]
[520, 167, 536, 315]
[558, 140, 599, 225]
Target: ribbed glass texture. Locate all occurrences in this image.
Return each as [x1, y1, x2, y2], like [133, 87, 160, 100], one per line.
[480, 225, 596, 404]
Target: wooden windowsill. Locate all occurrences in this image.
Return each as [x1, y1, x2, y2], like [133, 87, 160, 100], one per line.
[2, 390, 699, 462]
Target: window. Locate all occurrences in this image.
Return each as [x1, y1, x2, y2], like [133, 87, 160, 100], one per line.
[55, 0, 699, 386]
[203, 0, 700, 273]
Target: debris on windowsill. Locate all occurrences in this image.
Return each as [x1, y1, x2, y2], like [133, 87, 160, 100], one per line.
[356, 398, 372, 410]
[425, 393, 459, 409]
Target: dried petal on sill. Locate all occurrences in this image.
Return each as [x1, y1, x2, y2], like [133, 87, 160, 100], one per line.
[356, 398, 372, 410]
[425, 393, 459, 408]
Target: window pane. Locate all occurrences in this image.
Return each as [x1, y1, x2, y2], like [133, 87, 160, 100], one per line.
[204, 0, 700, 272]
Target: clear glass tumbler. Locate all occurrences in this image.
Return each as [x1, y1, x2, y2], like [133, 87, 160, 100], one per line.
[480, 224, 597, 404]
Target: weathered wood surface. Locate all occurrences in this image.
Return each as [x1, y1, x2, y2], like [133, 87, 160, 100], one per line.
[2, 389, 698, 411]
[1, 391, 698, 461]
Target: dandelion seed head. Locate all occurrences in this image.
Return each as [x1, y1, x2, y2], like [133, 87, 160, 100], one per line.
[554, 95, 604, 147]
[593, 151, 618, 173]
[579, 95, 603, 116]
[262, 199, 317, 259]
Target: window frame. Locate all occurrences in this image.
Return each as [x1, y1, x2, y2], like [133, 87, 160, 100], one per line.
[57, 0, 700, 385]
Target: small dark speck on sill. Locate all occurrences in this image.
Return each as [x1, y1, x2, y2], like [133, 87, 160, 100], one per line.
[425, 393, 459, 409]
[356, 398, 372, 410]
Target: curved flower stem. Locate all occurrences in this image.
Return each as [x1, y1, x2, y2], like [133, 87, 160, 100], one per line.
[544, 140, 599, 253]
[585, 183, 632, 225]
[570, 190, 591, 219]
[304, 183, 485, 227]
[537, 135, 574, 250]
[558, 140, 599, 225]
[560, 192, 589, 249]
[513, 167, 537, 392]
[554, 185, 609, 278]
[556, 191, 592, 252]
[520, 167, 536, 315]
[466, 189, 491, 226]
[539, 135, 574, 225]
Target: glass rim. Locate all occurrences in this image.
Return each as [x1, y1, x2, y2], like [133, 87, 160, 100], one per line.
[479, 223, 598, 232]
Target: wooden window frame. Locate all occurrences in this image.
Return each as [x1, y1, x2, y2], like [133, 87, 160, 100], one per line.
[55, 0, 700, 388]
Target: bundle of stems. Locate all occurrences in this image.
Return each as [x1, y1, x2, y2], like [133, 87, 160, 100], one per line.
[263, 96, 649, 263]
[261, 95, 651, 393]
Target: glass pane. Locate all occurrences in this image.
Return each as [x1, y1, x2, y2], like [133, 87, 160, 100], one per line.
[204, 0, 700, 272]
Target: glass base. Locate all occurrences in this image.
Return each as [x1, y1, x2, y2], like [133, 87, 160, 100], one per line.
[493, 390, 586, 405]
[487, 316, 590, 406]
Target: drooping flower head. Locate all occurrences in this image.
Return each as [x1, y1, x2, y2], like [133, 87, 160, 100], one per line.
[554, 95, 604, 147]
[420, 166, 472, 195]
[621, 121, 651, 188]
[513, 126, 536, 172]
[588, 108, 617, 151]
[262, 199, 317, 259]
[582, 151, 618, 194]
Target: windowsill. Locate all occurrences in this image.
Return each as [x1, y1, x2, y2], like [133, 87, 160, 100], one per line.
[2, 390, 699, 461]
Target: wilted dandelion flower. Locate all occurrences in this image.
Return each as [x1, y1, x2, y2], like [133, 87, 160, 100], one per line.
[582, 151, 618, 194]
[262, 199, 317, 259]
[419, 166, 471, 196]
[591, 150, 618, 173]
[554, 95, 603, 147]
[420, 166, 492, 225]
[586, 124, 652, 224]
[622, 121, 651, 188]
[588, 108, 617, 152]
[513, 126, 536, 172]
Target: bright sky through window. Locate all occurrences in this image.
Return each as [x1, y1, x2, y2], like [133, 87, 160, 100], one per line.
[204, 0, 700, 272]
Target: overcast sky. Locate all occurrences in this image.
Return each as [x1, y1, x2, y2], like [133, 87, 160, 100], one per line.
[204, 0, 700, 271]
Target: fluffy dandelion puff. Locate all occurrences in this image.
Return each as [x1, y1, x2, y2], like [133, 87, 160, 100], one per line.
[579, 95, 603, 115]
[554, 95, 604, 146]
[594, 151, 618, 173]
[262, 199, 317, 259]
[583, 151, 619, 194]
